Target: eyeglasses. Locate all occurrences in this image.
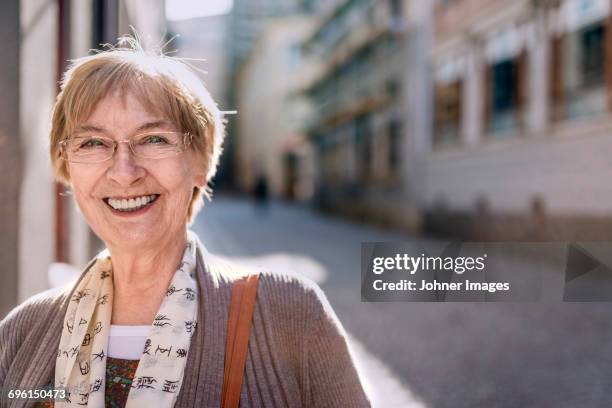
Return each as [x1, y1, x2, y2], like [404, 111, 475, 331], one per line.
[59, 131, 192, 164]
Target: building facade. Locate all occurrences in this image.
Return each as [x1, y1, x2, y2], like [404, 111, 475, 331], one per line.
[428, 0, 612, 239]
[169, 14, 231, 111]
[0, 0, 22, 319]
[235, 16, 317, 199]
[303, 0, 423, 230]
[223, 0, 313, 188]
[302, 0, 612, 239]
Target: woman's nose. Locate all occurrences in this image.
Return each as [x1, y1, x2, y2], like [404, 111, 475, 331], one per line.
[105, 141, 146, 186]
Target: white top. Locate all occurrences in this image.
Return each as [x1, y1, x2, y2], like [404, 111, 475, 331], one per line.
[107, 325, 151, 360]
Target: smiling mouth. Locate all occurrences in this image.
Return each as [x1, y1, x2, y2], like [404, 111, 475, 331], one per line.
[103, 194, 160, 212]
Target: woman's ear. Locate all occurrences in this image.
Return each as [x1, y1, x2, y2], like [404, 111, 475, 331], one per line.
[62, 160, 72, 185]
[195, 171, 206, 188]
[189, 151, 207, 187]
[194, 160, 208, 188]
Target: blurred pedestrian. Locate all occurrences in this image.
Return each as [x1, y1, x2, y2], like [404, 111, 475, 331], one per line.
[252, 175, 269, 216]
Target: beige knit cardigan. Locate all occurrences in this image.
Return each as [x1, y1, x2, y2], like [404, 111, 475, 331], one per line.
[0, 240, 371, 407]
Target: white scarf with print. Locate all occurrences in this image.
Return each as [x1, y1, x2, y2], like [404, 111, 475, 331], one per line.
[54, 235, 199, 407]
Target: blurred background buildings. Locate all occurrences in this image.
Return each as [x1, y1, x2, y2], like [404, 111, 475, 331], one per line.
[5, 0, 612, 312]
[233, 0, 612, 242]
[427, 0, 612, 240]
[235, 14, 316, 197]
[301, 0, 423, 231]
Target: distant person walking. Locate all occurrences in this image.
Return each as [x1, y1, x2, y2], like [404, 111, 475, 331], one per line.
[253, 175, 269, 215]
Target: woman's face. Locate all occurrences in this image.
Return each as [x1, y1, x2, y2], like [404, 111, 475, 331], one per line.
[67, 91, 205, 251]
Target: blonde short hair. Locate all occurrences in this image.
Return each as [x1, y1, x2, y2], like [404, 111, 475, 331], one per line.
[50, 37, 225, 222]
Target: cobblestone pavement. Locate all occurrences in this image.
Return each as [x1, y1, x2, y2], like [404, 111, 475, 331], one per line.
[192, 196, 612, 408]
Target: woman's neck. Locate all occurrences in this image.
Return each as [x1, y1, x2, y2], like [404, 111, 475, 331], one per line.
[106, 231, 188, 325]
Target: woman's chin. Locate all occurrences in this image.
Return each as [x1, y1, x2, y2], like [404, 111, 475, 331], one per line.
[100, 224, 172, 252]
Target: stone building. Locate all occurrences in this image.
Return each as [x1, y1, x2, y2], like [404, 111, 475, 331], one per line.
[302, 0, 424, 230]
[169, 14, 231, 115]
[223, 0, 313, 188]
[235, 15, 317, 199]
[428, 0, 612, 239]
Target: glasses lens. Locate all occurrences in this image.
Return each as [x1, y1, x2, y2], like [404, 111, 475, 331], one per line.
[132, 132, 185, 159]
[65, 136, 114, 163]
[61, 132, 188, 163]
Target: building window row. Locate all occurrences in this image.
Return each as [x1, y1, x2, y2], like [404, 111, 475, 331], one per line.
[433, 0, 612, 148]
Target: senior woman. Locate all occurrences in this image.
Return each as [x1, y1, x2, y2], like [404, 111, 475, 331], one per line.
[0, 38, 370, 408]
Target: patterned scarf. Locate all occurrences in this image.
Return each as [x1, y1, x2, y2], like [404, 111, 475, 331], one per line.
[54, 234, 199, 407]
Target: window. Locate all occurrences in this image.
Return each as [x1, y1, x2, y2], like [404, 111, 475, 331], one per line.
[389, 0, 402, 17]
[433, 80, 462, 146]
[287, 45, 301, 69]
[492, 60, 516, 113]
[553, 21, 608, 120]
[550, 34, 565, 121]
[386, 78, 401, 98]
[355, 115, 373, 182]
[322, 140, 341, 184]
[485, 52, 526, 135]
[389, 0, 404, 31]
[388, 120, 402, 175]
[581, 24, 605, 89]
[92, 0, 118, 48]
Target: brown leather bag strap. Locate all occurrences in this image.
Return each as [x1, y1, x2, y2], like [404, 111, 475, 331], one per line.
[221, 273, 260, 408]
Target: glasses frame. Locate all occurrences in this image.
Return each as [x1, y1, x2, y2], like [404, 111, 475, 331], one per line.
[59, 131, 193, 164]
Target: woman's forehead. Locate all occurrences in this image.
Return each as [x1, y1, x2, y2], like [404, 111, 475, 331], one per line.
[63, 67, 189, 139]
[76, 90, 174, 131]
[93, 88, 161, 114]
[73, 120, 176, 136]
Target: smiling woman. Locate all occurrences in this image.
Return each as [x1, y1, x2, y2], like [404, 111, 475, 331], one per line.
[0, 36, 370, 408]
[57, 90, 205, 255]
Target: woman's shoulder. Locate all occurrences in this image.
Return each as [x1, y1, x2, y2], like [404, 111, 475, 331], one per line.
[0, 286, 70, 343]
[239, 265, 338, 326]
[2, 258, 92, 332]
[196, 244, 342, 330]
[213, 255, 323, 301]
[0, 285, 75, 386]
[201, 249, 319, 292]
[257, 269, 326, 304]
[205, 251, 329, 312]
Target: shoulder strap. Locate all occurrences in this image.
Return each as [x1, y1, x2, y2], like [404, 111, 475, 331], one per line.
[221, 273, 260, 408]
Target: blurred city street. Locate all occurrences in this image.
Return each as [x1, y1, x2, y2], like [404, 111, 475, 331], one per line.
[194, 196, 612, 408]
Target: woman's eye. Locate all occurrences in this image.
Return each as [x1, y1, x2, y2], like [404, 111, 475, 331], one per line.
[143, 135, 168, 144]
[80, 138, 106, 149]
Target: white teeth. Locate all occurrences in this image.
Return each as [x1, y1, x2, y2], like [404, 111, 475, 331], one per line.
[107, 195, 157, 212]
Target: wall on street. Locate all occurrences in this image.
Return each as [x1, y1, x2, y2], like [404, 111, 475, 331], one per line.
[0, 1, 21, 318]
[169, 14, 231, 111]
[424, 120, 612, 239]
[19, 0, 61, 302]
[236, 15, 316, 197]
[426, 0, 612, 239]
